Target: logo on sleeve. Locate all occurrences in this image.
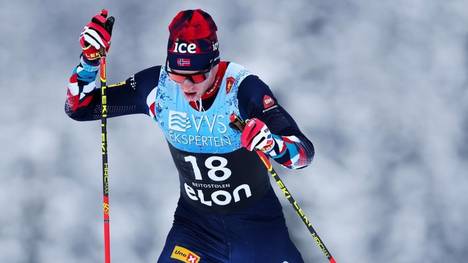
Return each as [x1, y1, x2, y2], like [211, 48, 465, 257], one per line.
[130, 75, 136, 89]
[263, 95, 276, 110]
[170, 245, 200, 263]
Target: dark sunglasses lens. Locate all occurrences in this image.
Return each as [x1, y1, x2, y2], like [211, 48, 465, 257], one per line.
[168, 73, 186, 83]
[191, 74, 207, 83]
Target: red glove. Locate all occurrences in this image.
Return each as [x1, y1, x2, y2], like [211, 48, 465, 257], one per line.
[241, 118, 275, 152]
[79, 9, 114, 60]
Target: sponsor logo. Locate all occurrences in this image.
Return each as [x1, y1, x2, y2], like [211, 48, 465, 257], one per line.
[212, 41, 219, 51]
[173, 42, 197, 54]
[263, 95, 275, 109]
[167, 111, 232, 147]
[169, 110, 191, 132]
[226, 77, 235, 94]
[170, 245, 200, 263]
[129, 75, 136, 89]
[184, 183, 252, 207]
[169, 132, 232, 147]
[103, 203, 109, 215]
[260, 137, 275, 152]
[103, 163, 109, 194]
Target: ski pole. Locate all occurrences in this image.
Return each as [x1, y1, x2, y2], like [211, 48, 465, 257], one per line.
[229, 114, 337, 263]
[99, 51, 111, 263]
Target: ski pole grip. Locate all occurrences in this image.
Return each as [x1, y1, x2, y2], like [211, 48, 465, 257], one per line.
[229, 113, 246, 132]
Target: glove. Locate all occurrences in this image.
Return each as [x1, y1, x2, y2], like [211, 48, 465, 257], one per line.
[80, 9, 115, 61]
[241, 118, 276, 152]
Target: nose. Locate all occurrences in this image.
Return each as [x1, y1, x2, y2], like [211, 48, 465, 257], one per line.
[181, 80, 195, 90]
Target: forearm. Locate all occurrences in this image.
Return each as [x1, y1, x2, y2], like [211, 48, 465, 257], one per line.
[66, 10, 133, 121]
[237, 75, 315, 169]
[261, 107, 314, 169]
[266, 133, 314, 169]
[65, 56, 157, 121]
[65, 56, 101, 121]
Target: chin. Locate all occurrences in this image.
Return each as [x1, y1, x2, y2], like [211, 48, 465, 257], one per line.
[183, 92, 201, 102]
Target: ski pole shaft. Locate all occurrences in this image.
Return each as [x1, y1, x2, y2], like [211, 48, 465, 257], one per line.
[257, 151, 336, 263]
[229, 114, 336, 263]
[100, 53, 111, 263]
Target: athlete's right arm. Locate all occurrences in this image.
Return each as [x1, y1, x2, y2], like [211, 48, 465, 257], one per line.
[65, 10, 161, 121]
[65, 59, 161, 121]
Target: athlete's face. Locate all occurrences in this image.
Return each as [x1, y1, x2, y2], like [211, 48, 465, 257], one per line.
[168, 65, 219, 102]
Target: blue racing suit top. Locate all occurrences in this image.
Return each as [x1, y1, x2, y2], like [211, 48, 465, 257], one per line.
[155, 63, 270, 213]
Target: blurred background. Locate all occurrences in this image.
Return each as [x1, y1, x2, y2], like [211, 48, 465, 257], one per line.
[1, 0, 468, 262]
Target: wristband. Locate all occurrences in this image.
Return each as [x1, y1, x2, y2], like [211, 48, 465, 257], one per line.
[80, 56, 100, 72]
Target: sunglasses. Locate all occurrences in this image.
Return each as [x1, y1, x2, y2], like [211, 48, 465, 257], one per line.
[166, 62, 212, 84]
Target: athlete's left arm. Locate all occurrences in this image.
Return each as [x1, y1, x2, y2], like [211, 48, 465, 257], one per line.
[237, 75, 315, 169]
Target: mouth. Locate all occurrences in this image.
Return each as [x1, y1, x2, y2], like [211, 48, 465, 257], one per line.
[183, 91, 199, 101]
[184, 91, 197, 96]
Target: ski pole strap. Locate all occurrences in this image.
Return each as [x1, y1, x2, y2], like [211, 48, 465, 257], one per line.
[229, 113, 337, 263]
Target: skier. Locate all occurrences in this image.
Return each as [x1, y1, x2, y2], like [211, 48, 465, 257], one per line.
[66, 9, 315, 263]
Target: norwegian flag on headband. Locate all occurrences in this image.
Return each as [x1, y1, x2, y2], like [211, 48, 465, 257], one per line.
[177, 58, 191, 67]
